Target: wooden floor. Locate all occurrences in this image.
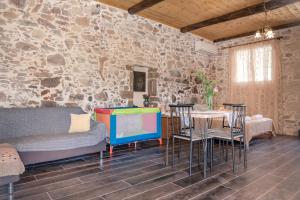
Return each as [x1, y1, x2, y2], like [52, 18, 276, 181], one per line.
[1, 136, 300, 200]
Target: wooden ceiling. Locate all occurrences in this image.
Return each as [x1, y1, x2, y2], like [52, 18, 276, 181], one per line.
[97, 0, 300, 42]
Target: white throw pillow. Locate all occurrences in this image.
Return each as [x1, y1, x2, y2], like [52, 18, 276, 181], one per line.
[69, 114, 91, 133]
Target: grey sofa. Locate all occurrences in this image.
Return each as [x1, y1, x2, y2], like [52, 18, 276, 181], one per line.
[0, 107, 107, 165]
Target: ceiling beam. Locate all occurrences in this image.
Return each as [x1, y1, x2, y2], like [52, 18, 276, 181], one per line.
[180, 0, 299, 33]
[213, 21, 300, 42]
[128, 0, 165, 15]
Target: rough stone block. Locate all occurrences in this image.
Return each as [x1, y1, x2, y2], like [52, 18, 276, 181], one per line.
[41, 77, 61, 88]
[41, 100, 57, 107]
[120, 91, 133, 99]
[47, 54, 65, 65]
[9, 0, 26, 8]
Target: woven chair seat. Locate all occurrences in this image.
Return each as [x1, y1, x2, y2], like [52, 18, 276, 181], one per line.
[174, 129, 214, 141]
[209, 128, 243, 140]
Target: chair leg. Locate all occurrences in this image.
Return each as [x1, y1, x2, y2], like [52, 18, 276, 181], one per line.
[203, 139, 207, 178]
[225, 141, 228, 162]
[243, 138, 247, 169]
[232, 140, 235, 173]
[198, 140, 201, 166]
[99, 151, 103, 170]
[172, 136, 175, 168]
[210, 138, 213, 171]
[178, 140, 182, 159]
[219, 139, 221, 160]
[222, 140, 225, 159]
[239, 138, 242, 161]
[189, 140, 193, 176]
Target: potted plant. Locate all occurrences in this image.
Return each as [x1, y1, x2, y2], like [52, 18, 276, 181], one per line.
[196, 71, 218, 110]
[143, 94, 150, 107]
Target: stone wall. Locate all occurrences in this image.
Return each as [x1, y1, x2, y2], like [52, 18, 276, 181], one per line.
[0, 0, 216, 109]
[3, 0, 297, 136]
[215, 26, 300, 136]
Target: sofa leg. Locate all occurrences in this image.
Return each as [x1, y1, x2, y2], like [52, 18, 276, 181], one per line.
[8, 183, 13, 200]
[9, 182, 13, 194]
[109, 146, 113, 155]
[99, 151, 103, 170]
[158, 138, 163, 145]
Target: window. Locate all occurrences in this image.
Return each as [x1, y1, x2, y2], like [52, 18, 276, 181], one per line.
[254, 45, 272, 81]
[228, 40, 281, 132]
[235, 44, 272, 83]
[236, 49, 250, 82]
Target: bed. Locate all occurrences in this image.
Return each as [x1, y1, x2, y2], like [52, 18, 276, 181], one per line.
[212, 116, 275, 148]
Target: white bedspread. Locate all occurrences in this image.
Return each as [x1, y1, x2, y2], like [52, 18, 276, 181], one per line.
[211, 117, 274, 148]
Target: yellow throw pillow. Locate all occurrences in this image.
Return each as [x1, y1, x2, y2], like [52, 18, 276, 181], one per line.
[69, 114, 91, 133]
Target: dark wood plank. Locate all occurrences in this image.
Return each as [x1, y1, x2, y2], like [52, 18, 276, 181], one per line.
[102, 171, 188, 200]
[50, 181, 130, 200]
[15, 167, 102, 191]
[223, 146, 300, 192]
[291, 191, 300, 200]
[159, 173, 234, 200]
[128, 0, 165, 15]
[79, 162, 162, 183]
[258, 169, 300, 200]
[3, 179, 81, 200]
[18, 193, 51, 200]
[174, 171, 234, 188]
[271, 154, 300, 178]
[123, 161, 189, 185]
[47, 161, 156, 198]
[180, 0, 299, 33]
[1, 136, 299, 200]
[214, 20, 300, 42]
[192, 185, 235, 200]
[224, 175, 282, 200]
[193, 146, 300, 200]
[125, 183, 182, 200]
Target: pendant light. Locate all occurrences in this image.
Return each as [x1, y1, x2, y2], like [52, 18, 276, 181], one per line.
[255, 0, 275, 39]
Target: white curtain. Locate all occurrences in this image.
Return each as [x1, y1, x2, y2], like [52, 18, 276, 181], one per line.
[228, 40, 281, 132]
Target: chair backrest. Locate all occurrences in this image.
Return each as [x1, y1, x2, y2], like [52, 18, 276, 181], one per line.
[225, 104, 246, 138]
[169, 104, 194, 138]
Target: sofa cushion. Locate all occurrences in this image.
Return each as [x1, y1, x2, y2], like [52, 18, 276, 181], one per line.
[2, 133, 99, 152]
[69, 114, 91, 133]
[1, 123, 106, 152]
[0, 107, 84, 139]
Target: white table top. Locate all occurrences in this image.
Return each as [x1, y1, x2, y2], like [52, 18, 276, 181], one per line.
[189, 110, 230, 119]
[162, 110, 230, 119]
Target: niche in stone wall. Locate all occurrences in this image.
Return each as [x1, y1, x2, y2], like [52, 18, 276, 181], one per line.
[122, 65, 158, 107]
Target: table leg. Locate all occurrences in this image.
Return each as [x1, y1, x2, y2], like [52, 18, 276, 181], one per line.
[165, 116, 169, 166]
[203, 119, 207, 178]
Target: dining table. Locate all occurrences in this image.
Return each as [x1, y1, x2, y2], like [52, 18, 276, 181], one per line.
[163, 109, 231, 178]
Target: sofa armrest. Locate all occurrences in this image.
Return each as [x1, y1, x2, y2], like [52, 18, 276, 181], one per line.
[89, 120, 107, 141]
